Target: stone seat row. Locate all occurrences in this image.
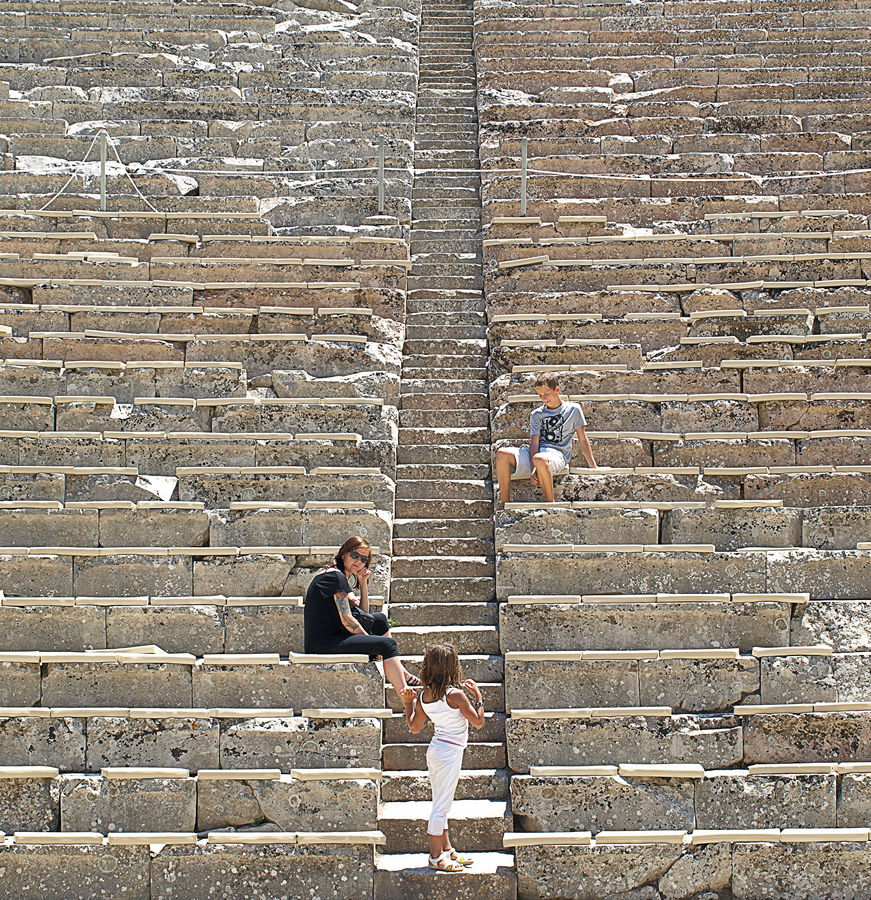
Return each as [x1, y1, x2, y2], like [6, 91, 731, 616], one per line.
[497, 546, 871, 600]
[502, 649, 868, 712]
[0, 707, 384, 771]
[497, 501, 871, 552]
[0, 764, 381, 834]
[505, 706, 871, 771]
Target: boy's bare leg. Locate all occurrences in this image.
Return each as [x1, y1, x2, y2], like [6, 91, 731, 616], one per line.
[532, 454, 556, 502]
[495, 448, 516, 505]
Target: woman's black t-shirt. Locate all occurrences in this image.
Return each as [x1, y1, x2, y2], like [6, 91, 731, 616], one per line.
[303, 568, 352, 651]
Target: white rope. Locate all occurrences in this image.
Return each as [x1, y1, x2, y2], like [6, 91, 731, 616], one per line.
[106, 136, 162, 213]
[35, 131, 103, 211]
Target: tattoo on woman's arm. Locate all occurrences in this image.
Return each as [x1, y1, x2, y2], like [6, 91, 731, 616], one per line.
[334, 592, 352, 618]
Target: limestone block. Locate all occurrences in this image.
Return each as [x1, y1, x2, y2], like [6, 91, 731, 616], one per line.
[0, 554, 73, 596]
[797, 436, 871, 467]
[0, 776, 59, 831]
[107, 606, 225, 656]
[746, 472, 871, 508]
[125, 436, 255, 477]
[193, 661, 383, 709]
[767, 550, 871, 600]
[802, 507, 871, 551]
[86, 716, 219, 771]
[0, 660, 40, 706]
[515, 843, 721, 900]
[272, 369, 401, 406]
[497, 550, 765, 598]
[0, 509, 99, 548]
[661, 399, 759, 433]
[639, 657, 759, 713]
[505, 660, 639, 710]
[60, 775, 196, 832]
[500, 601, 789, 653]
[0, 472, 64, 503]
[225, 604, 304, 655]
[662, 507, 802, 552]
[496, 507, 657, 550]
[507, 715, 743, 772]
[695, 773, 835, 830]
[732, 841, 871, 900]
[511, 774, 694, 833]
[63, 472, 165, 504]
[0, 399, 53, 431]
[192, 553, 299, 598]
[0, 844, 150, 900]
[0, 715, 85, 770]
[791, 600, 871, 653]
[151, 843, 374, 900]
[220, 716, 381, 769]
[64, 368, 155, 405]
[837, 773, 871, 828]
[762, 653, 871, 705]
[74, 554, 192, 597]
[156, 365, 245, 401]
[743, 711, 871, 764]
[196, 776, 378, 832]
[99, 508, 210, 547]
[19, 435, 125, 468]
[0, 606, 105, 652]
[256, 437, 394, 478]
[42, 662, 193, 708]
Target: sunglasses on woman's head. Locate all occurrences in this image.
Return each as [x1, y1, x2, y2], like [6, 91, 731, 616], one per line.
[349, 549, 370, 564]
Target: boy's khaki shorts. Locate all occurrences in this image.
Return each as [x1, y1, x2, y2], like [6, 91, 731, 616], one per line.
[506, 445, 568, 479]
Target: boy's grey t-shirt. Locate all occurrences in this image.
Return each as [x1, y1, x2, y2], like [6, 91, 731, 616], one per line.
[529, 400, 587, 460]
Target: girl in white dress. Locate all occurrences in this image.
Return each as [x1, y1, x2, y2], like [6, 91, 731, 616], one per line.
[401, 643, 485, 872]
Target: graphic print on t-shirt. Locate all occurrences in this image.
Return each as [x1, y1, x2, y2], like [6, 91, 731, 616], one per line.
[539, 411, 565, 445]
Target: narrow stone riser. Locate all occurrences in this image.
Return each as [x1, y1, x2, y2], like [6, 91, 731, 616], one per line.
[384, 742, 506, 771]
[382, 768, 510, 802]
[380, 808, 510, 853]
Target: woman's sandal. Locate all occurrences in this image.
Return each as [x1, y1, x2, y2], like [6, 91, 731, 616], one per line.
[446, 847, 474, 867]
[404, 672, 422, 687]
[428, 851, 465, 873]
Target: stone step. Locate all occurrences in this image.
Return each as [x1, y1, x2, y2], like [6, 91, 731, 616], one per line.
[389, 601, 499, 627]
[409, 240, 481, 254]
[393, 535, 495, 557]
[407, 276, 484, 291]
[404, 337, 487, 353]
[401, 653, 503, 681]
[400, 351, 486, 367]
[396, 478, 490, 501]
[399, 409, 489, 428]
[379, 800, 511, 853]
[383, 742, 507, 771]
[385, 712, 505, 746]
[399, 391, 486, 410]
[387, 683, 504, 715]
[395, 462, 490, 480]
[395, 497, 493, 520]
[410, 265, 483, 281]
[405, 325, 487, 341]
[381, 768, 510, 802]
[395, 444, 490, 465]
[374, 852, 517, 900]
[391, 554, 494, 578]
[392, 620, 499, 653]
[400, 376, 488, 391]
[397, 425, 489, 445]
[393, 517, 493, 539]
[405, 312, 485, 327]
[389, 575, 496, 604]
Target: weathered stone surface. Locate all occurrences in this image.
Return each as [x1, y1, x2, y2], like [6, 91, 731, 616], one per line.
[107, 606, 225, 656]
[662, 507, 802, 552]
[790, 600, 871, 653]
[743, 712, 871, 764]
[767, 550, 871, 600]
[0, 845, 150, 900]
[732, 842, 871, 900]
[60, 775, 196, 832]
[192, 661, 383, 709]
[515, 843, 687, 900]
[0, 509, 99, 547]
[220, 716, 381, 769]
[0, 554, 73, 596]
[639, 657, 759, 713]
[192, 554, 302, 597]
[0, 777, 59, 831]
[657, 842, 732, 900]
[196, 776, 378, 832]
[837, 773, 871, 828]
[802, 507, 871, 551]
[151, 844, 374, 900]
[498, 549, 765, 598]
[86, 716, 219, 771]
[225, 605, 304, 654]
[496, 507, 657, 549]
[0, 660, 41, 705]
[506, 660, 639, 710]
[99, 508, 210, 547]
[696, 773, 836, 830]
[42, 663, 193, 708]
[507, 715, 743, 772]
[500, 602, 789, 653]
[0, 716, 85, 769]
[73, 554, 192, 597]
[511, 774, 694, 833]
[0, 606, 105, 651]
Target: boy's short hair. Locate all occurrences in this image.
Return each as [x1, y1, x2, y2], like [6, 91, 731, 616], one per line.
[533, 372, 561, 390]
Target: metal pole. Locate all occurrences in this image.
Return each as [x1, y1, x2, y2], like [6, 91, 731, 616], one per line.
[99, 132, 107, 211]
[520, 137, 528, 217]
[378, 139, 385, 214]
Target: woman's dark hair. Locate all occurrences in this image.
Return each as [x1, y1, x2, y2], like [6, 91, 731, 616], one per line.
[333, 535, 372, 573]
[421, 644, 463, 701]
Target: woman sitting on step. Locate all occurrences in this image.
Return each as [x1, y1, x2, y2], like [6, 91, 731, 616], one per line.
[303, 535, 420, 695]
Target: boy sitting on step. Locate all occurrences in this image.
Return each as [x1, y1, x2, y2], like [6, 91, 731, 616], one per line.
[495, 371, 597, 508]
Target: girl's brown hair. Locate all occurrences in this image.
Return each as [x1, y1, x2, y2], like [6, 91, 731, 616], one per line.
[332, 535, 372, 572]
[420, 644, 463, 701]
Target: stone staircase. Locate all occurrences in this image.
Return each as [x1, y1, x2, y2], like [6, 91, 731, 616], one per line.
[376, 0, 515, 894]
